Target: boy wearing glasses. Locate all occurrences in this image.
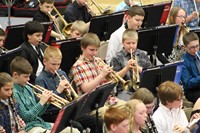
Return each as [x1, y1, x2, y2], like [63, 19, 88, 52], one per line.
[181, 32, 200, 103]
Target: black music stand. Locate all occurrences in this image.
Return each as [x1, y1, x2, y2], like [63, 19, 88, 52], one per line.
[141, 1, 172, 28]
[52, 39, 81, 74]
[4, 22, 52, 50]
[50, 93, 89, 133]
[0, 47, 22, 74]
[139, 61, 184, 96]
[138, 24, 178, 65]
[89, 12, 125, 41]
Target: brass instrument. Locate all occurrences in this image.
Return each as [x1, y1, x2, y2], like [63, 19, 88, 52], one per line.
[9, 97, 25, 132]
[0, 47, 8, 55]
[130, 49, 140, 90]
[90, 0, 111, 15]
[52, 6, 72, 38]
[54, 70, 79, 101]
[46, 11, 66, 39]
[27, 82, 70, 109]
[95, 57, 132, 91]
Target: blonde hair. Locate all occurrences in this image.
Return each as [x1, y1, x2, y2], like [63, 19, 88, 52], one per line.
[44, 46, 62, 60]
[122, 29, 138, 43]
[71, 20, 88, 36]
[167, 7, 186, 25]
[131, 88, 154, 104]
[125, 99, 143, 132]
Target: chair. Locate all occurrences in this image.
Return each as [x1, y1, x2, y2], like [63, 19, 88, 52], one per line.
[183, 108, 193, 121]
[96, 41, 109, 61]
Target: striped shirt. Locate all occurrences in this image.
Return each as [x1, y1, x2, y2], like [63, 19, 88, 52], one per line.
[13, 83, 51, 132]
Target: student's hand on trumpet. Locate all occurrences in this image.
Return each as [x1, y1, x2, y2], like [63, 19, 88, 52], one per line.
[100, 65, 112, 78]
[39, 90, 53, 105]
[57, 75, 69, 94]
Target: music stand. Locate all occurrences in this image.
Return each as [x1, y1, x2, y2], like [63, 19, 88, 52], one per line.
[50, 93, 89, 133]
[51, 39, 81, 74]
[138, 24, 178, 65]
[4, 22, 52, 50]
[139, 61, 184, 96]
[141, 1, 172, 28]
[0, 47, 22, 74]
[89, 12, 125, 41]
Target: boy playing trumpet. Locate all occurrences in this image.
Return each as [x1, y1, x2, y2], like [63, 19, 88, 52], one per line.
[110, 29, 152, 101]
[35, 46, 103, 132]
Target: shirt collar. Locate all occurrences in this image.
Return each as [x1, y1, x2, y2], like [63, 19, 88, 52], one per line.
[43, 69, 57, 79]
[79, 55, 95, 63]
[122, 48, 139, 57]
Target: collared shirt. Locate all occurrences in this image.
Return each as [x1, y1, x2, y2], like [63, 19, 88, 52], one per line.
[181, 51, 200, 91]
[64, 1, 92, 23]
[35, 69, 68, 114]
[71, 55, 108, 94]
[106, 24, 126, 65]
[173, 0, 200, 28]
[13, 83, 51, 132]
[152, 103, 188, 133]
[110, 48, 152, 91]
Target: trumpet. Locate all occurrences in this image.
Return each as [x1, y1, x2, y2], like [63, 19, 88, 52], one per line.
[85, 2, 96, 16]
[27, 82, 70, 109]
[94, 57, 132, 91]
[130, 49, 140, 90]
[54, 70, 79, 101]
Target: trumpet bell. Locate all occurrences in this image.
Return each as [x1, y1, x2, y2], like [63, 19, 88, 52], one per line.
[122, 80, 132, 91]
[62, 23, 73, 38]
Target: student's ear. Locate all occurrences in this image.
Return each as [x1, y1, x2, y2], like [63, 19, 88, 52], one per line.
[12, 72, 18, 78]
[110, 124, 117, 131]
[27, 34, 32, 39]
[43, 59, 47, 66]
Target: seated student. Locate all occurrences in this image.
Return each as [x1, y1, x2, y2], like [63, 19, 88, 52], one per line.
[35, 46, 103, 133]
[160, 6, 189, 63]
[181, 32, 200, 103]
[33, 0, 65, 41]
[115, 0, 140, 12]
[64, 0, 93, 23]
[130, 88, 155, 115]
[125, 99, 148, 133]
[0, 72, 26, 133]
[152, 81, 189, 133]
[104, 107, 129, 133]
[69, 20, 89, 39]
[10, 57, 79, 133]
[0, 28, 8, 54]
[173, 0, 200, 28]
[21, 21, 47, 84]
[106, 5, 145, 65]
[110, 29, 152, 101]
[71, 33, 126, 119]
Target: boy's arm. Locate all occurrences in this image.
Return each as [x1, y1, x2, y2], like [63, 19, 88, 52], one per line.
[50, 30, 65, 40]
[13, 87, 49, 121]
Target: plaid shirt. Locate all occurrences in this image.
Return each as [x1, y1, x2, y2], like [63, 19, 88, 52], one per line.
[13, 83, 51, 132]
[71, 55, 108, 94]
[173, 0, 200, 28]
[110, 49, 152, 91]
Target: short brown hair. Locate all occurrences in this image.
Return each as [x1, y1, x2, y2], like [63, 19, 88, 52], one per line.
[158, 81, 183, 105]
[10, 56, 33, 75]
[44, 46, 62, 61]
[104, 107, 128, 130]
[130, 88, 154, 104]
[0, 72, 13, 89]
[80, 33, 100, 49]
[127, 5, 145, 17]
[122, 29, 138, 43]
[183, 32, 199, 46]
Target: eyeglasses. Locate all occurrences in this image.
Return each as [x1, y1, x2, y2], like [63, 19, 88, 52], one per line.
[176, 15, 186, 19]
[187, 44, 199, 50]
